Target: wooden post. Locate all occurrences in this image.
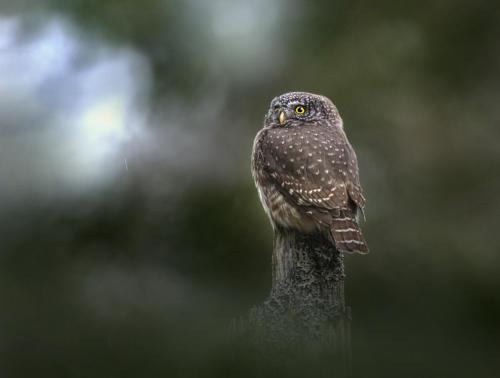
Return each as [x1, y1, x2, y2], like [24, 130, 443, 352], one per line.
[244, 227, 352, 374]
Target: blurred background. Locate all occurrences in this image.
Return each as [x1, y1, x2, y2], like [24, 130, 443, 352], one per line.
[0, 0, 499, 377]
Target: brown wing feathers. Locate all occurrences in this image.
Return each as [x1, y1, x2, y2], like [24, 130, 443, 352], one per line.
[263, 122, 369, 254]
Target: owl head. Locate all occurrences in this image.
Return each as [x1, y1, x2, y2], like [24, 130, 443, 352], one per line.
[264, 91, 342, 128]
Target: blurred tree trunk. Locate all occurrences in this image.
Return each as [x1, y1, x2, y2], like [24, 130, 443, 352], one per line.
[240, 227, 351, 373]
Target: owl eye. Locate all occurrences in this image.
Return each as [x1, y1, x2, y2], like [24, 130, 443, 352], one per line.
[295, 106, 306, 115]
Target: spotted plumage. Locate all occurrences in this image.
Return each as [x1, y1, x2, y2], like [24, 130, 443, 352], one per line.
[251, 92, 369, 254]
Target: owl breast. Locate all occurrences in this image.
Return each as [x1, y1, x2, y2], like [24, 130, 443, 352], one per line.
[256, 184, 317, 232]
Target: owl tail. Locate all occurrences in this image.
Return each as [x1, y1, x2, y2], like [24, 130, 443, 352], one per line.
[330, 215, 369, 254]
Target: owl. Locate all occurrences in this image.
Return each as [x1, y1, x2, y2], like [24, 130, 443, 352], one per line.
[251, 92, 368, 254]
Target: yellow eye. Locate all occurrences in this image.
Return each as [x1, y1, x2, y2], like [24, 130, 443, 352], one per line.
[295, 106, 305, 115]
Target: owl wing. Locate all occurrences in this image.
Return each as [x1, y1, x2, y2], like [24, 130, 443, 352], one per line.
[263, 122, 365, 215]
[260, 121, 368, 253]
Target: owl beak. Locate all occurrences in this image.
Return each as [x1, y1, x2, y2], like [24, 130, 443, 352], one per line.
[278, 111, 286, 125]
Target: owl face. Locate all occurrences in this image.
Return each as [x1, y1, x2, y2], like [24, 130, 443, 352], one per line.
[264, 91, 340, 128]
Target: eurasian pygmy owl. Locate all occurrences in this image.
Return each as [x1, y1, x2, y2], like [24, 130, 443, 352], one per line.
[251, 92, 368, 254]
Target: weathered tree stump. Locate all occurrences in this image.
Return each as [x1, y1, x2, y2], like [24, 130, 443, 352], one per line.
[236, 226, 352, 373]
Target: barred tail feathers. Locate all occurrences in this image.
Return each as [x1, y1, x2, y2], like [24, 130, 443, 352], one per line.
[330, 215, 369, 254]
